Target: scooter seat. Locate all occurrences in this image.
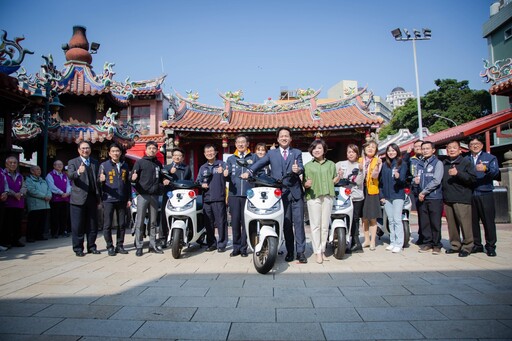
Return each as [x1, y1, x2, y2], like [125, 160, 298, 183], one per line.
[171, 180, 198, 189]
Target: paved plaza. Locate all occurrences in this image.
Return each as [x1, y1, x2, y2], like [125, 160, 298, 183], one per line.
[0, 214, 511, 341]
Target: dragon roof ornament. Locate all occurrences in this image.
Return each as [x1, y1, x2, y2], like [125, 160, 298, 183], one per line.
[481, 58, 512, 85]
[0, 30, 34, 75]
[175, 91, 223, 114]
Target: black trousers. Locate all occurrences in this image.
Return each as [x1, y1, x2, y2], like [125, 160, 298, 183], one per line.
[50, 201, 69, 237]
[103, 201, 128, 249]
[472, 193, 497, 250]
[203, 201, 227, 248]
[27, 209, 48, 240]
[412, 193, 424, 241]
[418, 199, 443, 248]
[70, 195, 98, 253]
[2, 207, 23, 246]
[351, 200, 364, 237]
[229, 196, 247, 253]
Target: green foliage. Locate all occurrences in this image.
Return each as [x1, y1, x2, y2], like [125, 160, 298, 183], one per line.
[379, 79, 491, 140]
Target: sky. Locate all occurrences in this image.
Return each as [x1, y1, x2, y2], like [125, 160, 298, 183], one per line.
[1, 0, 493, 106]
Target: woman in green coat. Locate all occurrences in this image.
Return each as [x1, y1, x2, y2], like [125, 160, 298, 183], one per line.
[25, 165, 52, 242]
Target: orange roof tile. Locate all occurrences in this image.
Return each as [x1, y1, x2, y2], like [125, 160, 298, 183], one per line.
[164, 104, 382, 132]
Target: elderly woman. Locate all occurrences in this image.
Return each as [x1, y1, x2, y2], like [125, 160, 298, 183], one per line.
[25, 165, 52, 242]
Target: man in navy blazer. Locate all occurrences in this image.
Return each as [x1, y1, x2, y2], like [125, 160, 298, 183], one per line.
[67, 140, 101, 257]
[242, 127, 307, 263]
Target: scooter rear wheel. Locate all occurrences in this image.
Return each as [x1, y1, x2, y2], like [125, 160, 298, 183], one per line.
[333, 227, 347, 260]
[253, 236, 278, 274]
[171, 229, 183, 259]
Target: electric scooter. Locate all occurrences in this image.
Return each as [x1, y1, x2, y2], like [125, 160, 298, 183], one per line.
[244, 173, 287, 274]
[329, 169, 357, 259]
[376, 187, 412, 248]
[163, 170, 206, 259]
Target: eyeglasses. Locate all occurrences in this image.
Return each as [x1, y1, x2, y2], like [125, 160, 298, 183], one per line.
[469, 142, 483, 147]
[80, 147, 91, 150]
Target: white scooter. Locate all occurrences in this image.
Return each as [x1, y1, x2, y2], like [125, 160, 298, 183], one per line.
[329, 169, 357, 259]
[376, 187, 412, 248]
[244, 173, 287, 274]
[163, 170, 206, 259]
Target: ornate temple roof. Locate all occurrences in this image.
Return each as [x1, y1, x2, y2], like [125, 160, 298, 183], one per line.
[481, 58, 512, 96]
[162, 87, 383, 133]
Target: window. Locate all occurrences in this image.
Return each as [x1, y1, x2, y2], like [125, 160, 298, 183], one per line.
[132, 106, 150, 134]
[505, 27, 512, 41]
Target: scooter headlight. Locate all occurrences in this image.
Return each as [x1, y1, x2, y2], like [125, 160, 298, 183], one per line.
[246, 189, 254, 199]
[333, 198, 351, 211]
[167, 191, 173, 199]
[167, 200, 194, 212]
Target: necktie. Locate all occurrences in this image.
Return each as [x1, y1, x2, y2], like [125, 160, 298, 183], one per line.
[84, 159, 90, 167]
[283, 150, 287, 160]
[240, 152, 244, 158]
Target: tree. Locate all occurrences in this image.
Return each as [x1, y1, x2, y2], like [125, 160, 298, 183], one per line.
[379, 79, 491, 140]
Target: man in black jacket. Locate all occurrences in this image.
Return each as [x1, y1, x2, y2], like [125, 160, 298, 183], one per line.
[131, 141, 170, 256]
[442, 140, 476, 257]
[99, 143, 131, 256]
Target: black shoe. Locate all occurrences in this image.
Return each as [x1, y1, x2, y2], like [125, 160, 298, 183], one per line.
[414, 239, 424, 246]
[472, 245, 484, 253]
[418, 245, 433, 253]
[445, 249, 459, 254]
[230, 250, 241, 257]
[487, 249, 497, 257]
[149, 246, 164, 254]
[285, 253, 294, 262]
[135, 248, 143, 257]
[26, 239, 35, 243]
[458, 250, 470, 257]
[206, 245, 217, 252]
[89, 249, 101, 255]
[107, 248, 116, 256]
[297, 253, 307, 263]
[241, 251, 248, 257]
[12, 241, 25, 247]
[115, 247, 128, 254]
[75, 251, 85, 257]
[218, 247, 226, 253]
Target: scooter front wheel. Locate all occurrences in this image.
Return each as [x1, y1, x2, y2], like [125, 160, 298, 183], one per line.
[253, 236, 278, 275]
[171, 229, 183, 259]
[333, 227, 347, 260]
[402, 220, 410, 248]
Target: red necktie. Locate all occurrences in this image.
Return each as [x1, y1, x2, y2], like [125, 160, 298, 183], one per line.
[283, 150, 287, 160]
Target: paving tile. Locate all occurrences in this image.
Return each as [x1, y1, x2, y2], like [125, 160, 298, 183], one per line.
[410, 320, 512, 339]
[237, 296, 313, 308]
[452, 293, 512, 305]
[140, 286, 208, 297]
[23, 294, 101, 305]
[403, 283, 480, 295]
[243, 279, 306, 288]
[0, 302, 50, 316]
[228, 322, 324, 340]
[34, 304, 121, 319]
[182, 279, 244, 288]
[193, 307, 275, 322]
[322, 321, 423, 340]
[206, 286, 273, 297]
[110, 306, 196, 321]
[274, 287, 341, 297]
[383, 294, 466, 307]
[92, 294, 168, 306]
[162, 296, 239, 308]
[356, 306, 446, 321]
[44, 318, 143, 337]
[133, 321, 230, 339]
[304, 278, 367, 287]
[340, 285, 411, 296]
[435, 305, 512, 320]
[0, 316, 63, 335]
[277, 307, 361, 322]
[0, 335, 78, 340]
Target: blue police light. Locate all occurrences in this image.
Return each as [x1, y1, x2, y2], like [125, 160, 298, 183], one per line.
[246, 189, 254, 198]
[166, 191, 173, 199]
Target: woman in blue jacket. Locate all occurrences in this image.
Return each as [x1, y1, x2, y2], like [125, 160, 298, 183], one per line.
[379, 143, 408, 253]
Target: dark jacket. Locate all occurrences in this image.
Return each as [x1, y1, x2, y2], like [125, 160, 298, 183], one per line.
[99, 160, 131, 203]
[226, 151, 257, 197]
[413, 155, 443, 200]
[465, 151, 499, 195]
[197, 160, 227, 203]
[163, 162, 192, 182]
[132, 156, 163, 195]
[379, 159, 408, 201]
[67, 156, 100, 205]
[442, 155, 476, 204]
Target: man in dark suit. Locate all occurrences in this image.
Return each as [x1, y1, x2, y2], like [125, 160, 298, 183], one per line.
[67, 140, 100, 257]
[241, 127, 307, 263]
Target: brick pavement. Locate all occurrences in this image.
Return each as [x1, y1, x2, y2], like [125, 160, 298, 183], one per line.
[0, 214, 511, 340]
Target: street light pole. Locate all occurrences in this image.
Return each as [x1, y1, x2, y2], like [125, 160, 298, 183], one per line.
[391, 28, 431, 141]
[433, 113, 458, 127]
